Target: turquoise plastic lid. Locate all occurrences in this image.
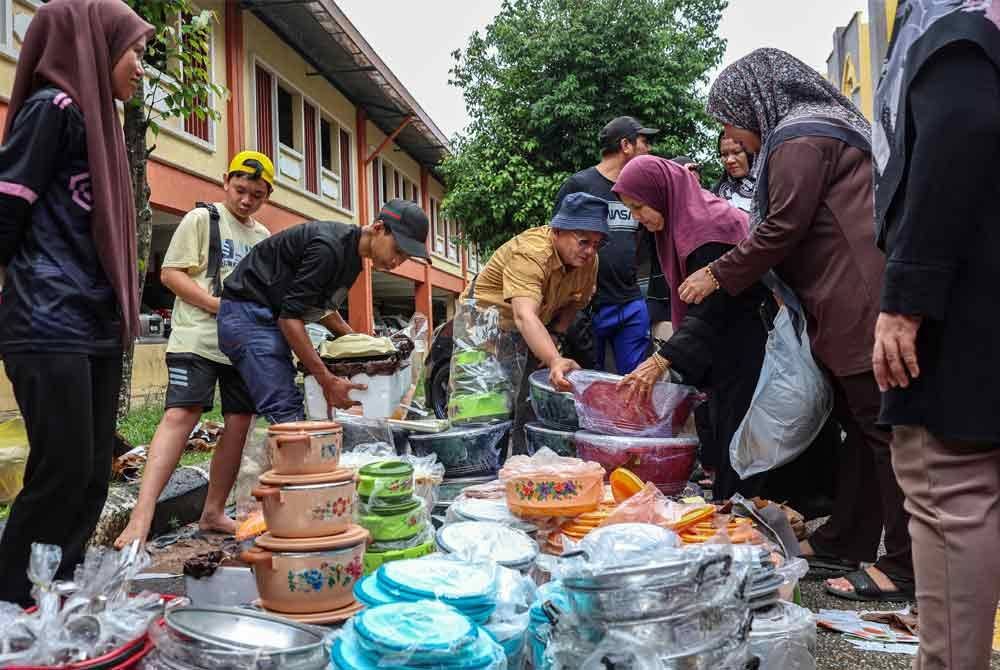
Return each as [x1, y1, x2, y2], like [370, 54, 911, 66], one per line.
[377, 556, 497, 607]
[354, 601, 476, 659]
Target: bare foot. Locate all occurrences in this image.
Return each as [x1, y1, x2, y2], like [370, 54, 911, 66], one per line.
[799, 539, 814, 557]
[826, 566, 899, 595]
[198, 512, 238, 535]
[115, 515, 152, 550]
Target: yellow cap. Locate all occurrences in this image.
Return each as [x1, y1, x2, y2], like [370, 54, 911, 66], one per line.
[228, 150, 275, 188]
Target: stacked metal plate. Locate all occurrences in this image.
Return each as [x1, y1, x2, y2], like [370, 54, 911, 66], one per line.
[541, 524, 759, 669]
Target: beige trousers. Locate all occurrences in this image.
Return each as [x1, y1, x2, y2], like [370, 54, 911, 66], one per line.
[891, 425, 1000, 670]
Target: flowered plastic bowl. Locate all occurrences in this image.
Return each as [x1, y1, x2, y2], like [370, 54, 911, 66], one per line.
[502, 471, 603, 518]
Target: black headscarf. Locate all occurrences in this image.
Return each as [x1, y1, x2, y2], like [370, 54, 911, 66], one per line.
[874, 0, 1000, 248]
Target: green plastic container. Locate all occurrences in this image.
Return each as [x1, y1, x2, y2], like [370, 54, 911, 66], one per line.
[363, 539, 437, 574]
[359, 497, 426, 542]
[358, 461, 414, 503]
[448, 391, 511, 425]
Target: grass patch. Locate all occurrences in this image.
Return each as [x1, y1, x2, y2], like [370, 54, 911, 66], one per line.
[118, 403, 224, 448]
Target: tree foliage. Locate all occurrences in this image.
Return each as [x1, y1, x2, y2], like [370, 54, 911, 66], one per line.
[117, 0, 226, 419]
[441, 0, 728, 252]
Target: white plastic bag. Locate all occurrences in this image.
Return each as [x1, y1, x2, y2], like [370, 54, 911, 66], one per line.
[730, 306, 833, 479]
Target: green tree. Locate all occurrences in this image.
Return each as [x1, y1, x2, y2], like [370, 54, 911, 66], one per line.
[118, 1, 227, 420]
[442, 0, 728, 252]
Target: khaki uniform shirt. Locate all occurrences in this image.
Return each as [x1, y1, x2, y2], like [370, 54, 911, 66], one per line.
[462, 226, 598, 331]
[163, 203, 269, 364]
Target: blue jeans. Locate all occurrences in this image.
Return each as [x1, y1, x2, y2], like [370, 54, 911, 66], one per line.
[592, 298, 651, 375]
[217, 299, 305, 424]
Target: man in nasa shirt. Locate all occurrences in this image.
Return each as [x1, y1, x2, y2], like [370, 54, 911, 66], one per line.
[553, 116, 657, 374]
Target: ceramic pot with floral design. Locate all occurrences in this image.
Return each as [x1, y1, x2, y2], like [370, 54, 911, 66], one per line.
[243, 525, 369, 614]
[252, 469, 355, 538]
[267, 421, 343, 476]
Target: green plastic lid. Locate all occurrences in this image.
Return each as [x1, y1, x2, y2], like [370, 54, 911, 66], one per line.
[359, 461, 413, 479]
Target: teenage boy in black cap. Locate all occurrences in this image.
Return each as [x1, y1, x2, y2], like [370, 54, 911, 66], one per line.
[554, 116, 658, 375]
[217, 199, 431, 423]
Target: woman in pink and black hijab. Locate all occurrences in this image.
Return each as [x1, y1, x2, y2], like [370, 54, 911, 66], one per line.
[0, 0, 152, 605]
[611, 154, 775, 500]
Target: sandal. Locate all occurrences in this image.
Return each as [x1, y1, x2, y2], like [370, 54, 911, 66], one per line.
[825, 569, 915, 603]
[804, 554, 860, 578]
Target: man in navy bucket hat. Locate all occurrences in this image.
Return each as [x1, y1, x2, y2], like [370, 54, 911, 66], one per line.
[459, 192, 608, 454]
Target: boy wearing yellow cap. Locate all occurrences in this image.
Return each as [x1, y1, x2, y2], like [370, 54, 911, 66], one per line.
[115, 151, 274, 548]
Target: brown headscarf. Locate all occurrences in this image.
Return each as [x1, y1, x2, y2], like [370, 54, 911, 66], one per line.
[6, 0, 153, 342]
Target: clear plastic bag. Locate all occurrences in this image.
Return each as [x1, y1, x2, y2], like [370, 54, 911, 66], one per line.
[729, 306, 834, 478]
[332, 601, 508, 669]
[447, 297, 523, 425]
[749, 601, 816, 670]
[333, 412, 395, 453]
[567, 371, 702, 438]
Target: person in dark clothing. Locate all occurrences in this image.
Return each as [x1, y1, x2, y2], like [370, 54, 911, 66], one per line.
[681, 47, 914, 602]
[553, 116, 657, 375]
[610, 155, 773, 500]
[0, 0, 153, 606]
[872, 2, 1000, 666]
[218, 199, 431, 425]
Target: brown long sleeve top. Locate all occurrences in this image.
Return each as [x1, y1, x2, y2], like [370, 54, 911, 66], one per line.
[711, 136, 885, 377]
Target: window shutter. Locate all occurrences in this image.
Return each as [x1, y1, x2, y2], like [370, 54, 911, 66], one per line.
[255, 66, 274, 158]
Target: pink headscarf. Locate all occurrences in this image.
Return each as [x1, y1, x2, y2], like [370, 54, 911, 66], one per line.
[612, 155, 749, 324]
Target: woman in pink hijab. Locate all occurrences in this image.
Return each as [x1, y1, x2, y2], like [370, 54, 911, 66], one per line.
[612, 155, 773, 499]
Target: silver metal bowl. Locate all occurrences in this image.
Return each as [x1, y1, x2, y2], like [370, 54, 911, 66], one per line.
[162, 607, 327, 667]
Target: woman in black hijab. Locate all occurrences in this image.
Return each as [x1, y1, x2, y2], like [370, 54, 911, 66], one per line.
[872, 1, 1000, 666]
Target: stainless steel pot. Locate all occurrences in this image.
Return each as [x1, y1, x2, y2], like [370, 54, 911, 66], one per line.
[562, 553, 745, 623]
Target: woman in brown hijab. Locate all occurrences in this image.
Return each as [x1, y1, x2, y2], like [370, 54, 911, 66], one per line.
[0, 0, 152, 605]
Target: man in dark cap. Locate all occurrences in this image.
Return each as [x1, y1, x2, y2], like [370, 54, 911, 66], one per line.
[217, 199, 431, 423]
[554, 116, 658, 375]
[462, 192, 608, 453]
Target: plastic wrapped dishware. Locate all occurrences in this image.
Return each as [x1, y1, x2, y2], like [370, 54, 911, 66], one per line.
[377, 555, 499, 608]
[567, 370, 701, 438]
[447, 496, 539, 535]
[524, 422, 577, 458]
[331, 601, 508, 669]
[527, 371, 579, 431]
[574, 431, 699, 495]
[436, 521, 539, 571]
[749, 601, 816, 670]
[409, 422, 513, 479]
[498, 449, 605, 518]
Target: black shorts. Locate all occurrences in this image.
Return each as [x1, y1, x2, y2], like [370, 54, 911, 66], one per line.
[164, 353, 256, 415]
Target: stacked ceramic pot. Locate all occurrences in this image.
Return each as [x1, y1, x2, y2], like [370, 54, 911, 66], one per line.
[242, 420, 370, 625]
[545, 524, 757, 670]
[356, 460, 435, 573]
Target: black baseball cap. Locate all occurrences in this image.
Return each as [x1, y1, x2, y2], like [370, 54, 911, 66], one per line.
[377, 199, 432, 264]
[599, 116, 659, 153]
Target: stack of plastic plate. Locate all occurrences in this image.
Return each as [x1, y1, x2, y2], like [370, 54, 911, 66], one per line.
[330, 601, 507, 669]
[450, 497, 539, 535]
[351, 555, 499, 625]
[435, 521, 539, 573]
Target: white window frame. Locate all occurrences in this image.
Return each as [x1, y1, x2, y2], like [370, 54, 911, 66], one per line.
[141, 9, 218, 152]
[430, 197, 446, 258]
[251, 55, 356, 216]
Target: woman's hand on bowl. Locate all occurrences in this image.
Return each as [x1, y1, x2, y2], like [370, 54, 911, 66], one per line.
[617, 357, 663, 405]
[549, 356, 580, 392]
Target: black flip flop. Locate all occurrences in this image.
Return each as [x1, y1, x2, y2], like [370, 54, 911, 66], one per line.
[804, 554, 860, 578]
[824, 569, 916, 603]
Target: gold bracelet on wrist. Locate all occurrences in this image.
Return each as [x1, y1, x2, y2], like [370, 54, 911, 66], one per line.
[652, 352, 669, 375]
[705, 266, 721, 291]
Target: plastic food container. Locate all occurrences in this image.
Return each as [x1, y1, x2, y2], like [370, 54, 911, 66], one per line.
[575, 431, 699, 495]
[524, 422, 577, 458]
[251, 467, 355, 538]
[363, 538, 436, 575]
[266, 421, 343, 476]
[568, 370, 701, 438]
[242, 525, 369, 614]
[359, 498, 427, 542]
[358, 461, 414, 503]
[528, 370, 580, 430]
[499, 451, 605, 518]
[409, 422, 512, 479]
